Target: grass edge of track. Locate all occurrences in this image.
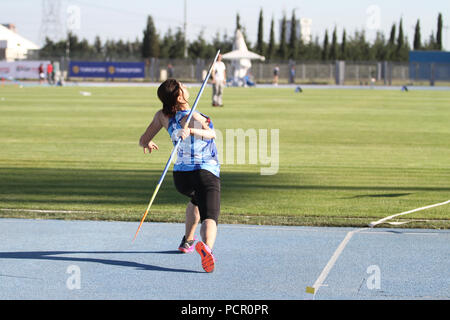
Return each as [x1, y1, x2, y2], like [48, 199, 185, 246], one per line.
[0, 209, 448, 229]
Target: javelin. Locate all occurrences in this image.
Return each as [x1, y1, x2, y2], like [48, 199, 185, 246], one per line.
[133, 49, 221, 241]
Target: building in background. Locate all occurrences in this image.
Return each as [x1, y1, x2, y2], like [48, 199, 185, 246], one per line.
[0, 24, 39, 61]
[281, 18, 312, 44]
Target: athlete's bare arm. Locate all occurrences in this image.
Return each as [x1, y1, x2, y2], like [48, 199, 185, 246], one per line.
[139, 110, 169, 153]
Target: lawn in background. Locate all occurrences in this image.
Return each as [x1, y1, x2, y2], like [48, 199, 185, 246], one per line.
[0, 85, 449, 228]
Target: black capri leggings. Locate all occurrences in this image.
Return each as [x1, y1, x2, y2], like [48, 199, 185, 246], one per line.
[173, 169, 221, 224]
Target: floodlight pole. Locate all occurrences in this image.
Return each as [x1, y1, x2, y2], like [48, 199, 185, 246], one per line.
[65, 31, 70, 79]
[184, 0, 188, 58]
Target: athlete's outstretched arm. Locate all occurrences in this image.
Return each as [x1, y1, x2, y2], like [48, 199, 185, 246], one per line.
[139, 110, 164, 153]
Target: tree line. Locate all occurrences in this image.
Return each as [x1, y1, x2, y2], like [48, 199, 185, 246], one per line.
[39, 10, 444, 62]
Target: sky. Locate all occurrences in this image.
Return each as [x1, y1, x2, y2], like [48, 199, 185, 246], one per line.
[1, 0, 449, 50]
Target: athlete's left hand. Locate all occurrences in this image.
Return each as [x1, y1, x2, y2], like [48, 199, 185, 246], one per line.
[143, 141, 159, 154]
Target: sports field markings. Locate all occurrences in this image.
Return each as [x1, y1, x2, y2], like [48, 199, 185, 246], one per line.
[305, 228, 368, 295]
[0, 210, 445, 235]
[219, 224, 440, 236]
[0, 208, 100, 214]
[368, 200, 450, 227]
[306, 200, 450, 296]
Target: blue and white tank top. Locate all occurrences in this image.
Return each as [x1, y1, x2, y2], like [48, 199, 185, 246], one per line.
[167, 110, 220, 178]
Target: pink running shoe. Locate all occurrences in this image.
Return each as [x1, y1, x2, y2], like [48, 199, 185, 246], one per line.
[195, 241, 216, 273]
[178, 236, 196, 253]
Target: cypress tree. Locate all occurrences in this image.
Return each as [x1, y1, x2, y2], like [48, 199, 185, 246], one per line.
[388, 24, 396, 45]
[340, 29, 347, 60]
[94, 36, 102, 56]
[172, 28, 186, 59]
[413, 20, 421, 50]
[288, 10, 298, 59]
[330, 27, 338, 61]
[278, 13, 288, 60]
[142, 15, 159, 58]
[372, 31, 387, 61]
[256, 8, 265, 55]
[437, 13, 443, 50]
[160, 28, 174, 58]
[396, 18, 407, 61]
[397, 19, 404, 51]
[387, 23, 396, 60]
[267, 16, 276, 60]
[322, 30, 329, 61]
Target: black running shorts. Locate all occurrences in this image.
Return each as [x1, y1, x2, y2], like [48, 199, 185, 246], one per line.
[173, 169, 220, 224]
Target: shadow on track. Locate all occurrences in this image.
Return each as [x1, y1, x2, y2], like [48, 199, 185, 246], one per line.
[0, 250, 203, 274]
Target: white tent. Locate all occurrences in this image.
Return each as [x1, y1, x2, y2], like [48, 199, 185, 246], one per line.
[222, 29, 265, 86]
[0, 24, 39, 61]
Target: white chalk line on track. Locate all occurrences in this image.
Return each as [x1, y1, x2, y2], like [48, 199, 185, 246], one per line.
[306, 227, 368, 295]
[306, 199, 450, 297]
[0, 208, 99, 214]
[368, 200, 450, 227]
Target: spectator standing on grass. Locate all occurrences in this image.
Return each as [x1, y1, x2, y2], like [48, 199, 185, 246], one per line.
[273, 65, 279, 86]
[38, 64, 45, 85]
[289, 65, 296, 84]
[46, 62, 54, 85]
[211, 54, 226, 107]
[167, 63, 174, 78]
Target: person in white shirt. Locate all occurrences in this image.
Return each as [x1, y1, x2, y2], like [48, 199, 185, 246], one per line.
[211, 54, 226, 107]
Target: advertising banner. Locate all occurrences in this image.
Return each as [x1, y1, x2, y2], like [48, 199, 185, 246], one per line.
[69, 61, 106, 78]
[0, 61, 50, 79]
[106, 62, 146, 78]
[409, 51, 450, 81]
[69, 61, 145, 78]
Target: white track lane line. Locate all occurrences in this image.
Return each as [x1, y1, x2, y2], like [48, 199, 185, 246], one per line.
[306, 227, 368, 295]
[307, 200, 450, 296]
[0, 208, 99, 214]
[368, 200, 450, 227]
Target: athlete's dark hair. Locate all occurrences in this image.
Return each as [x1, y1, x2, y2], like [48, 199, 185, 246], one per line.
[157, 79, 181, 117]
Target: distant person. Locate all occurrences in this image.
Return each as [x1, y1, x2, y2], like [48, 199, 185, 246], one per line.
[273, 65, 279, 86]
[46, 62, 54, 85]
[243, 75, 255, 87]
[289, 65, 296, 84]
[38, 64, 45, 85]
[211, 54, 226, 107]
[167, 63, 174, 78]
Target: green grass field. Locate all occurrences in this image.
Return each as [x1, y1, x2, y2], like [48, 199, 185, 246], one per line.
[0, 85, 449, 228]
